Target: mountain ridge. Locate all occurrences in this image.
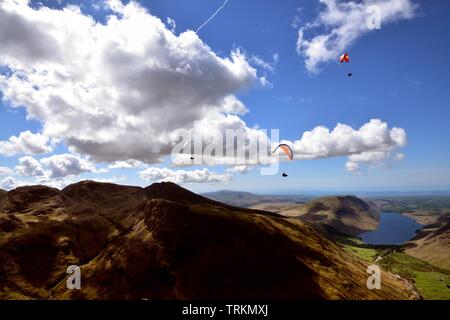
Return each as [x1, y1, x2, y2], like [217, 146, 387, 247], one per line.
[0, 180, 411, 300]
[290, 196, 381, 236]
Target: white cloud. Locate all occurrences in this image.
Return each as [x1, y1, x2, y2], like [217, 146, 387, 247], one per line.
[0, 0, 261, 164]
[0, 176, 28, 190]
[89, 176, 127, 184]
[296, 0, 417, 73]
[250, 54, 279, 73]
[15, 156, 45, 177]
[0, 131, 52, 156]
[226, 165, 250, 175]
[172, 118, 406, 173]
[40, 154, 99, 178]
[0, 0, 409, 179]
[12, 153, 106, 188]
[345, 150, 405, 174]
[220, 95, 248, 115]
[166, 17, 176, 33]
[345, 151, 390, 174]
[0, 166, 13, 176]
[347, 151, 390, 166]
[139, 167, 232, 184]
[15, 153, 99, 179]
[109, 159, 147, 169]
[289, 119, 406, 158]
[283, 119, 406, 172]
[345, 161, 361, 174]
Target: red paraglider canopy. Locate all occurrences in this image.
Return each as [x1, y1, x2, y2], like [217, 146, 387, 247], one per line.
[340, 53, 350, 63]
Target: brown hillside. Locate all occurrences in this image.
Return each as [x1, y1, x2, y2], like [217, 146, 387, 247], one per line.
[404, 214, 450, 271]
[0, 181, 409, 300]
[293, 196, 380, 236]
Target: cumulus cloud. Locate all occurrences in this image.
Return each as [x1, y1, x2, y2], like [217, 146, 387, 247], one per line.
[296, 0, 417, 73]
[0, 166, 13, 176]
[172, 118, 406, 174]
[289, 119, 406, 158]
[11, 153, 106, 188]
[0, 176, 28, 190]
[345, 161, 362, 174]
[108, 159, 147, 169]
[139, 167, 232, 184]
[283, 119, 407, 172]
[226, 165, 250, 175]
[344, 150, 405, 174]
[0, 0, 409, 180]
[346, 151, 391, 174]
[0, 0, 263, 164]
[40, 154, 100, 178]
[14, 153, 99, 179]
[15, 156, 45, 177]
[0, 131, 52, 156]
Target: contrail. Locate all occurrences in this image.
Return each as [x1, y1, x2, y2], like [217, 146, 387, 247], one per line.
[196, 0, 230, 34]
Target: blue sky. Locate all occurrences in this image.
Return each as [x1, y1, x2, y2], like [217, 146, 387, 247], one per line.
[0, 0, 449, 193]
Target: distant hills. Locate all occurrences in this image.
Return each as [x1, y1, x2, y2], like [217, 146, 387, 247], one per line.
[0, 181, 411, 300]
[204, 190, 381, 236]
[293, 196, 381, 236]
[202, 190, 310, 208]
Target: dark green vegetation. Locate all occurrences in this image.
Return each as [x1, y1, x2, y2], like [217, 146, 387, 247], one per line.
[379, 252, 450, 300]
[340, 236, 450, 300]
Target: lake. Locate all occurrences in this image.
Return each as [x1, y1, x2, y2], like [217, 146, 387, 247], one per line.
[359, 212, 423, 245]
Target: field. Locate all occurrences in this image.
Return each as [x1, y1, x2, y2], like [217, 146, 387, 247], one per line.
[341, 238, 450, 300]
[344, 245, 378, 263]
[379, 252, 450, 300]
